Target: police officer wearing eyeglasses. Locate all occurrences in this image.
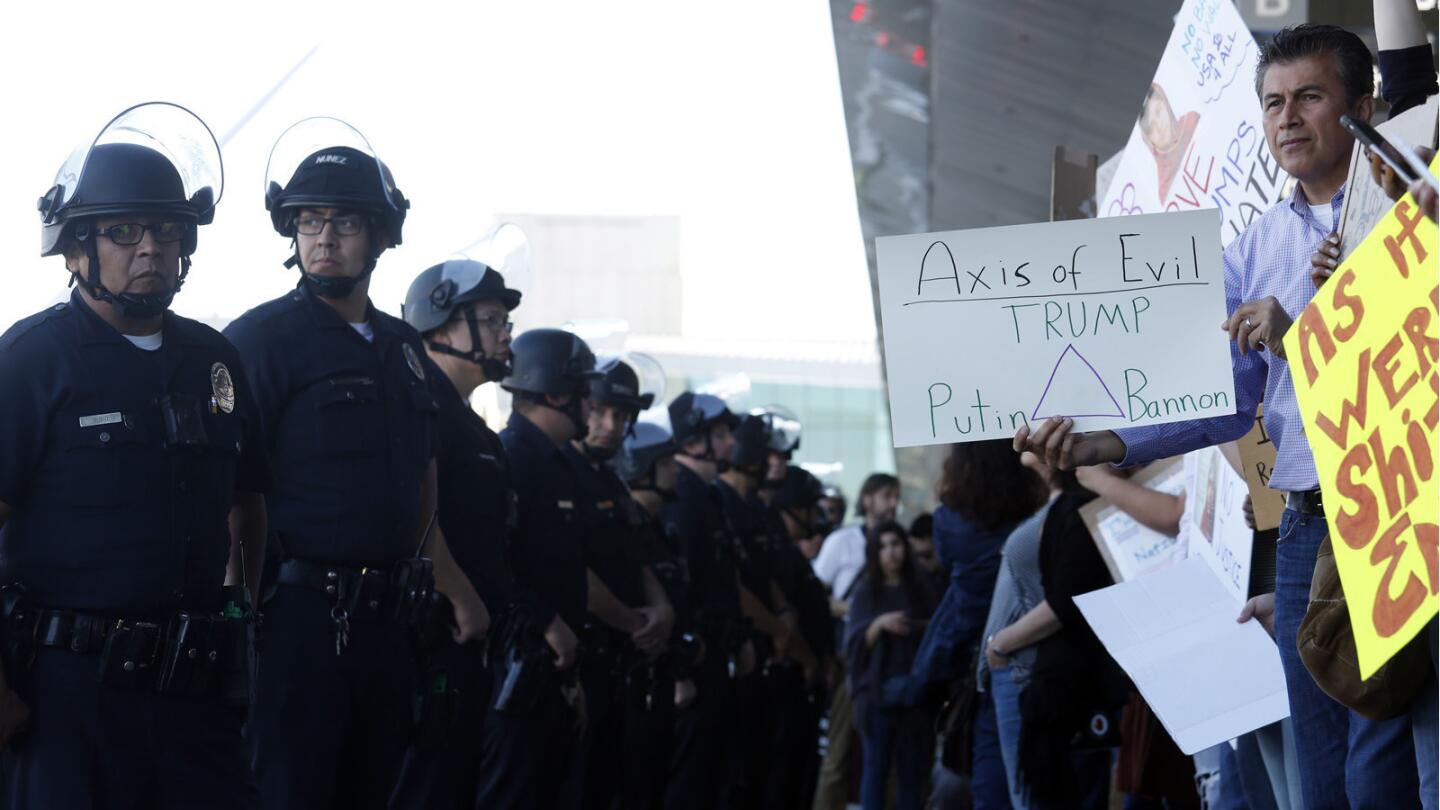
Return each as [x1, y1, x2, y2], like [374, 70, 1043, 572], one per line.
[390, 259, 528, 810]
[222, 120, 488, 810]
[0, 103, 266, 809]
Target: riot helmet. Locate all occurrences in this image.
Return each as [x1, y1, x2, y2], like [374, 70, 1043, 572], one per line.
[583, 352, 665, 462]
[772, 465, 830, 539]
[729, 413, 772, 476]
[403, 258, 520, 382]
[751, 404, 802, 455]
[502, 328, 601, 438]
[264, 117, 408, 298]
[668, 391, 740, 470]
[611, 420, 679, 496]
[39, 102, 222, 318]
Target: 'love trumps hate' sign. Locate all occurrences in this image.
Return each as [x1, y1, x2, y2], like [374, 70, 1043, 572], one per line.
[876, 209, 1235, 448]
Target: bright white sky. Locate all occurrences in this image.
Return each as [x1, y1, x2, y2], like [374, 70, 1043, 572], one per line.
[0, 0, 874, 344]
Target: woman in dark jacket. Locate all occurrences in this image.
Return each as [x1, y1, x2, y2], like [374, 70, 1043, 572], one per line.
[845, 522, 938, 810]
[985, 465, 1127, 809]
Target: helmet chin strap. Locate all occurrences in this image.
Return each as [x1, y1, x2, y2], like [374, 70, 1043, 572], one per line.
[72, 230, 187, 319]
[288, 237, 378, 300]
[541, 393, 589, 441]
[425, 306, 512, 382]
[581, 440, 618, 463]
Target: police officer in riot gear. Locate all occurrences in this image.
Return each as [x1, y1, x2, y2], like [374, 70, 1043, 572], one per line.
[475, 327, 597, 810]
[750, 405, 802, 498]
[663, 391, 754, 810]
[0, 102, 265, 809]
[391, 258, 527, 809]
[224, 118, 487, 810]
[768, 465, 838, 810]
[719, 415, 820, 806]
[611, 420, 705, 810]
[562, 356, 677, 809]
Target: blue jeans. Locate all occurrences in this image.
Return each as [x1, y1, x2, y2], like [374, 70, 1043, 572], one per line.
[972, 688, 1012, 810]
[990, 665, 1029, 809]
[989, 665, 1112, 809]
[858, 705, 929, 810]
[1274, 508, 1420, 809]
[1412, 620, 1438, 810]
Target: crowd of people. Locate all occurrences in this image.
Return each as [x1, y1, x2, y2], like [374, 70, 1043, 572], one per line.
[0, 8, 1434, 810]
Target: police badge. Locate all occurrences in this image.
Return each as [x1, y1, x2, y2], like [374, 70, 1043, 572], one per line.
[210, 362, 236, 414]
[403, 343, 426, 380]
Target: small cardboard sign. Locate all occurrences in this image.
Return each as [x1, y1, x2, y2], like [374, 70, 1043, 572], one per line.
[1234, 404, 1286, 532]
[1080, 457, 1188, 582]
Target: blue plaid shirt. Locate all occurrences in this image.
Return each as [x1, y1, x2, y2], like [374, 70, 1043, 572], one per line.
[1117, 182, 1343, 492]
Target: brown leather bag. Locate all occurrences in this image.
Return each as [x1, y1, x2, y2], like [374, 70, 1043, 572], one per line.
[1297, 534, 1430, 721]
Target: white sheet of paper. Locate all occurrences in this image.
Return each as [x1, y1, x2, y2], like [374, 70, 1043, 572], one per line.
[875, 209, 1233, 447]
[1180, 445, 1254, 606]
[1075, 557, 1288, 754]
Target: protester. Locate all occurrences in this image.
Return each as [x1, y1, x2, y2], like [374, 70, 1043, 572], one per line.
[1016, 24, 1424, 809]
[812, 472, 901, 810]
[907, 513, 947, 597]
[846, 521, 939, 810]
[1011, 462, 1123, 810]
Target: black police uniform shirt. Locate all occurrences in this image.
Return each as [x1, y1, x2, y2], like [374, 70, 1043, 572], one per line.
[424, 355, 528, 615]
[0, 291, 268, 614]
[222, 282, 436, 565]
[662, 465, 741, 639]
[630, 501, 693, 653]
[714, 478, 780, 611]
[563, 443, 646, 609]
[499, 411, 587, 632]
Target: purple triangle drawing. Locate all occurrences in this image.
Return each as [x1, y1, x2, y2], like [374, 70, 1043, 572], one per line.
[1031, 344, 1124, 420]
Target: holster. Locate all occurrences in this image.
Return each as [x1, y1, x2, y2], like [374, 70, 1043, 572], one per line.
[388, 557, 436, 628]
[492, 616, 553, 716]
[0, 586, 34, 744]
[412, 663, 457, 755]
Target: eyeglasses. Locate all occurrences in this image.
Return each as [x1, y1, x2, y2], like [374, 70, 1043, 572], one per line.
[294, 213, 367, 236]
[472, 313, 514, 334]
[94, 221, 186, 246]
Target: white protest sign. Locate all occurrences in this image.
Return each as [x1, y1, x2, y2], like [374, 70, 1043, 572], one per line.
[875, 209, 1233, 447]
[1080, 458, 1188, 582]
[1099, 0, 1289, 247]
[1075, 557, 1289, 755]
[1180, 444, 1253, 606]
[1336, 97, 1439, 262]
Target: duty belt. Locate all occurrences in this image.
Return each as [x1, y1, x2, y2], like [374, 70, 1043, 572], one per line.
[1285, 489, 1324, 516]
[275, 557, 436, 655]
[23, 605, 249, 701]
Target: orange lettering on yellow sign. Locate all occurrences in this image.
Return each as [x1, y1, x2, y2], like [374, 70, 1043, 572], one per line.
[1285, 178, 1440, 680]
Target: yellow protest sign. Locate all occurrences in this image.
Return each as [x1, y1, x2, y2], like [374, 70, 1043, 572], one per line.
[1284, 178, 1439, 680]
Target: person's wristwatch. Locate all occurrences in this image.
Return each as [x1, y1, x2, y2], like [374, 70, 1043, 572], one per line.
[986, 633, 1009, 658]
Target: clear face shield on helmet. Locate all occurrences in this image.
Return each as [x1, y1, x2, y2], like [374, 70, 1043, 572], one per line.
[41, 102, 223, 317]
[43, 101, 224, 229]
[752, 404, 802, 455]
[263, 116, 399, 215]
[455, 221, 535, 307]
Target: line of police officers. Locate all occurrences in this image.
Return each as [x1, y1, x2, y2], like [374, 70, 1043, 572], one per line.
[0, 102, 842, 809]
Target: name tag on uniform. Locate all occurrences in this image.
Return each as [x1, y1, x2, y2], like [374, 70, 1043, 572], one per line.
[78, 412, 123, 428]
[596, 500, 614, 510]
[557, 500, 574, 510]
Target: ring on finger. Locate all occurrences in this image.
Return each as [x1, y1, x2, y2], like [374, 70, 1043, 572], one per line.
[1243, 317, 1253, 329]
